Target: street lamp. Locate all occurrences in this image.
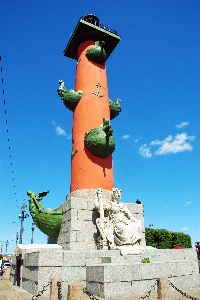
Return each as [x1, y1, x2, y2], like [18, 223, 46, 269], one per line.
[19, 198, 29, 244]
[5, 240, 9, 253]
[0, 242, 3, 253]
[31, 223, 35, 244]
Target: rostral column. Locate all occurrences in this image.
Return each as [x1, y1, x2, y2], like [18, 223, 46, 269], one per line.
[57, 14, 121, 192]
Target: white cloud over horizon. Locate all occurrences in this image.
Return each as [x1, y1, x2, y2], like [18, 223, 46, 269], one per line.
[139, 132, 195, 158]
[176, 121, 189, 129]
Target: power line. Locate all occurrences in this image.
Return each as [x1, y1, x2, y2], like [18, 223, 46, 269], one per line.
[1, 55, 19, 209]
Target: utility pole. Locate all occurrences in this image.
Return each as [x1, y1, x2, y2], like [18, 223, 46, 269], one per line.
[19, 198, 29, 244]
[0, 242, 3, 253]
[5, 240, 9, 253]
[16, 232, 19, 245]
[31, 223, 35, 244]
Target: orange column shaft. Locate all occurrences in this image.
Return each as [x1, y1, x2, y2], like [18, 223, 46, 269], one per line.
[70, 40, 114, 192]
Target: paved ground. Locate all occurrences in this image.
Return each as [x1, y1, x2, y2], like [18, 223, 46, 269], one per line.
[0, 277, 200, 300]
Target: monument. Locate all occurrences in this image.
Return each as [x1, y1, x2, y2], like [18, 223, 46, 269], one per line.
[11, 15, 199, 298]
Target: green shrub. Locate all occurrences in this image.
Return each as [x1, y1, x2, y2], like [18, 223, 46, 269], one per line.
[145, 228, 192, 249]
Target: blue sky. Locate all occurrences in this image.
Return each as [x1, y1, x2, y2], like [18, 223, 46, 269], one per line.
[1, 1, 200, 254]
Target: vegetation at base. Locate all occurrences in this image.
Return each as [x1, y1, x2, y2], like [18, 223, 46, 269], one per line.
[141, 257, 150, 263]
[145, 228, 192, 249]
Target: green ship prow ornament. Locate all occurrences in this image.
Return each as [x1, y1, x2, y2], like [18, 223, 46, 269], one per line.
[27, 190, 63, 238]
[57, 80, 83, 111]
[86, 41, 107, 65]
[84, 118, 116, 158]
[109, 98, 121, 120]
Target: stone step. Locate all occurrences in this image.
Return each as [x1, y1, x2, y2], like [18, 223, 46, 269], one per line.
[86, 260, 199, 298]
[85, 248, 198, 265]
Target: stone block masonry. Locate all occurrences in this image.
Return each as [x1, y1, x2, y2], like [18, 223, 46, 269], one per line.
[57, 189, 146, 251]
[11, 245, 199, 298]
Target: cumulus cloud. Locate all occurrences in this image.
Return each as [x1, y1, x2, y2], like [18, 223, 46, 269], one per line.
[184, 201, 192, 207]
[176, 121, 189, 129]
[181, 227, 189, 231]
[122, 134, 130, 139]
[154, 133, 195, 155]
[139, 144, 152, 158]
[139, 133, 195, 157]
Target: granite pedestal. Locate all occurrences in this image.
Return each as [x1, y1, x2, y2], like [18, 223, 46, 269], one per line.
[10, 190, 199, 298]
[57, 189, 146, 251]
[11, 247, 199, 298]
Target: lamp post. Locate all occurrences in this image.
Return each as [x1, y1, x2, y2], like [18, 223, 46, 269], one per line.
[31, 223, 35, 244]
[5, 240, 9, 253]
[0, 242, 3, 253]
[19, 198, 29, 244]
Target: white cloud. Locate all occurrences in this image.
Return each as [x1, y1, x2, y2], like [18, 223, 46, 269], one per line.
[176, 121, 189, 129]
[184, 201, 192, 207]
[122, 134, 130, 139]
[139, 132, 195, 157]
[56, 126, 66, 136]
[139, 144, 152, 158]
[154, 133, 195, 155]
[134, 136, 142, 143]
[52, 121, 70, 138]
[181, 227, 189, 231]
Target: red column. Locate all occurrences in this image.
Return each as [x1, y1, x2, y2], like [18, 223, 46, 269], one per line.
[70, 40, 114, 192]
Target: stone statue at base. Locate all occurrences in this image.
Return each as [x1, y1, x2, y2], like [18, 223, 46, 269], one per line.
[95, 188, 145, 255]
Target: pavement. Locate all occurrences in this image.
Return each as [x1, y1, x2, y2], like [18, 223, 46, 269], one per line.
[0, 278, 33, 300]
[0, 277, 54, 300]
[0, 277, 200, 300]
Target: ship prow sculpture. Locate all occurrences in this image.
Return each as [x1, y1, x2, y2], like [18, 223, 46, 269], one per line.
[27, 190, 62, 237]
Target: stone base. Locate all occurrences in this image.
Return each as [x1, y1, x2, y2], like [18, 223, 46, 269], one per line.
[57, 189, 146, 251]
[11, 192, 199, 298]
[11, 246, 199, 298]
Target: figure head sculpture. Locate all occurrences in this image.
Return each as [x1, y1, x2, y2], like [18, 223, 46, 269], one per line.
[111, 188, 122, 203]
[27, 190, 35, 197]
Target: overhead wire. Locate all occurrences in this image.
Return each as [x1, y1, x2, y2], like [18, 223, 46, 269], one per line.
[1, 55, 19, 209]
